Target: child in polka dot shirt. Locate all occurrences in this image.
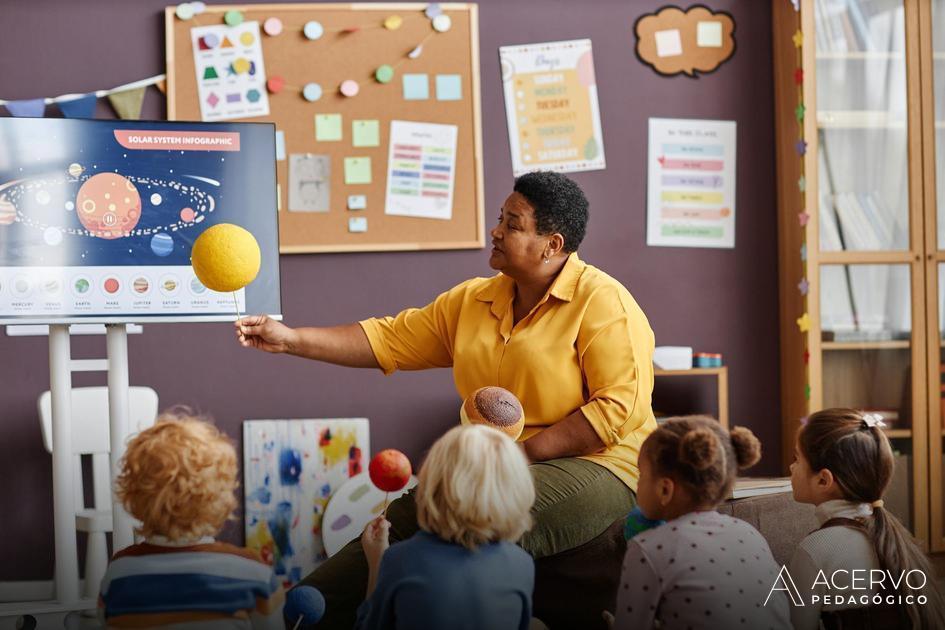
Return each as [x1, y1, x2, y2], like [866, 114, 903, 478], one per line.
[613, 416, 791, 630]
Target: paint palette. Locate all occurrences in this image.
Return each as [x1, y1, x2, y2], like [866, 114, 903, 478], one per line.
[321, 471, 418, 557]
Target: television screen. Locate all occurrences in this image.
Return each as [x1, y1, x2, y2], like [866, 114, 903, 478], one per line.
[0, 117, 281, 324]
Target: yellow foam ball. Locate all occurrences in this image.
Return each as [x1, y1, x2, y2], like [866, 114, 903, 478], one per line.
[190, 223, 261, 293]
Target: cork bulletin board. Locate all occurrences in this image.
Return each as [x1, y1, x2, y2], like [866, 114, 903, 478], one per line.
[165, 3, 484, 253]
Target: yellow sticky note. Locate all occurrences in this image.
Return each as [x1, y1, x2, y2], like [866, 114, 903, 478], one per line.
[315, 114, 343, 141]
[352, 120, 380, 147]
[344, 157, 372, 184]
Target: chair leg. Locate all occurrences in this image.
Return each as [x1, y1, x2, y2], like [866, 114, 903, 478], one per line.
[82, 531, 109, 600]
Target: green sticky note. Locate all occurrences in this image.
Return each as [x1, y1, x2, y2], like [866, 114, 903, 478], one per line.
[344, 157, 372, 184]
[315, 114, 343, 141]
[352, 120, 380, 147]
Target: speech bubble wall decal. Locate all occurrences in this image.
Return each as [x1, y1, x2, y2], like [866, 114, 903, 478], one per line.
[634, 5, 735, 77]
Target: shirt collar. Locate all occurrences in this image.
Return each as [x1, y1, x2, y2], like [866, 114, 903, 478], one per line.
[814, 499, 873, 525]
[475, 252, 585, 306]
[146, 534, 216, 547]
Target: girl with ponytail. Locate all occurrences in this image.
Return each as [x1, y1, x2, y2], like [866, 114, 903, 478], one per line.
[789, 408, 945, 629]
[613, 416, 791, 629]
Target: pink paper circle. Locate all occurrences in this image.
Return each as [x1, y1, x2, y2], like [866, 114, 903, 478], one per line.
[263, 17, 283, 36]
[180, 207, 195, 222]
[340, 80, 360, 97]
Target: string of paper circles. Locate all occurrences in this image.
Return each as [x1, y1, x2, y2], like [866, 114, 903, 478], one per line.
[175, 2, 453, 103]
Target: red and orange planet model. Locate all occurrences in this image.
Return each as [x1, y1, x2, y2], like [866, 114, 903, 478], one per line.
[460, 386, 525, 440]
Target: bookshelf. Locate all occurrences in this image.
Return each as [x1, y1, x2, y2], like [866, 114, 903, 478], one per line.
[774, 0, 945, 551]
[654, 367, 729, 429]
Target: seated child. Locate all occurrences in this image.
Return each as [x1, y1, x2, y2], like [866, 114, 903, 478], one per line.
[99, 410, 284, 629]
[788, 408, 945, 629]
[356, 424, 535, 630]
[613, 416, 791, 629]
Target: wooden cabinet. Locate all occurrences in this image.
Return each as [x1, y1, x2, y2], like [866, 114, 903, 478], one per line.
[773, 0, 945, 551]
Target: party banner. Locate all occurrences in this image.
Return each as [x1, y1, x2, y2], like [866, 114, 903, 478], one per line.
[646, 117, 737, 248]
[500, 39, 605, 176]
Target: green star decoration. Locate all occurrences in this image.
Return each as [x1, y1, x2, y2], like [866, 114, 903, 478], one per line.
[795, 103, 805, 121]
[798, 175, 806, 192]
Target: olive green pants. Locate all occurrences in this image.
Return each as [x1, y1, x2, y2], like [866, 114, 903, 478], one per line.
[298, 457, 636, 629]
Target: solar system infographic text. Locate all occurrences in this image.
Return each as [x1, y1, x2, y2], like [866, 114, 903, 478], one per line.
[0, 118, 281, 324]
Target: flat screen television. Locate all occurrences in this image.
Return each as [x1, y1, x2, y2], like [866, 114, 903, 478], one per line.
[0, 117, 281, 325]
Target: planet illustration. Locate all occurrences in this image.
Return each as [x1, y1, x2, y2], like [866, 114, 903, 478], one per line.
[76, 172, 142, 239]
[0, 195, 14, 225]
[103, 278, 120, 294]
[132, 277, 149, 294]
[180, 207, 195, 222]
[68, 163, 84, 178]
[73, 278, 90, 295]
[190, 277, 207, 295]
[43, 279, 62, 296]
[150, 232, 174, 257]
[161, 276, 179, 295]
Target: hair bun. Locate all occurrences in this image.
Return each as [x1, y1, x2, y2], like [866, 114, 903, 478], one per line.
[678, 428, 720, 471]
[729, 426, 762, 469]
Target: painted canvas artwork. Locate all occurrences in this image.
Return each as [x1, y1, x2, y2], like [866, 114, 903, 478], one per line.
[243, 418, 369, 586]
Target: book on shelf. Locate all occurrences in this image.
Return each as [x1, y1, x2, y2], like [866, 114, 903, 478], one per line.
[731, 478, 793, 500]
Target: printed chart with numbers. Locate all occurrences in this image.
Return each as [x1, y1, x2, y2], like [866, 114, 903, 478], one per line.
[646, 118, 736, 248]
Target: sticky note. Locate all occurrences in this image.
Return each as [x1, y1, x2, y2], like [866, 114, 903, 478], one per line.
[315, 114, 342, 141]
[275, 130, 285, 160]
[347, 194, 367, 210]
[697, 21, 723, 48]
[348, 216, 368, 232]
[654, 29, 683, 57]
[435, 75, 462, 101]
[344, 157, 372, 184]
[403, 74, 429, 100]
[352, 120, 380, 147]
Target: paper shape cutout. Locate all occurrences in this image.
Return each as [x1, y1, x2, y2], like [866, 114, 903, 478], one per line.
[203, 66, 219, 79]
[226, 93, 242, 103]
[303, 83, 323, 102]
[796, 312, 810, 333]
[199, 37, 213, 50]
[288, 154, 330, 212]
[435, 75, 462, 101]
[792, 30, 803, 48]
[240, 31, 255, 46]
[206, 92, 220, 107]
[696, 21, 723, 47]
[798, 211, 810, 226]
[275, 130, 286, 160]
[635, 6, 735, 77]
[5, 98, 45, 117]
[348, 217, 368, 233]
[58, 94, 97, 118]
[316, 114, 343, 141]
[344, 157, 372, 185]
[247, 89, 261, 102]
[352, 120, 380, 147]
[107, 87, 146, 120]
[654, 29, 683, 57]
[797, 278, 809, 296]
[347, 195, 367, 210]
[403, 74, 429, 100]
[408, 44, 423, 59]
[221, 36, 234, 48]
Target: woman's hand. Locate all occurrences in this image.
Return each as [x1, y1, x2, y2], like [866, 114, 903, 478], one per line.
[361, 515, 390, 569]
[235, 315, 296, 353]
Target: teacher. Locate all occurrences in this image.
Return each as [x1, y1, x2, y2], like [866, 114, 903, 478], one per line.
[236, 171, 657, 628]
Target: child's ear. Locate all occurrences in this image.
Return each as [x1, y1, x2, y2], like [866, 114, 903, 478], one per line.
[658, 476, 674, 507]
[816, 467, 834, 489]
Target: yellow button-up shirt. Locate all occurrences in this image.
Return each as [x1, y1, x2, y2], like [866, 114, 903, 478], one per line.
[359, 253, 657, 490]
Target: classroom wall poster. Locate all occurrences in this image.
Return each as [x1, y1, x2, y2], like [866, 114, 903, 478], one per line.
[646, 118, 737, 248]
[190, 21, 270, 122]
[243, 418, 369, 586]
[384, 120, 458, 220]
[499, 39, 606, 176]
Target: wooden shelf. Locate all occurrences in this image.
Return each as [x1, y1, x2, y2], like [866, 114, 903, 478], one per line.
[885, 429, 913, 439]
[822, 340, 911, 350]
[816, 110, 945, 129]
[654, 367, 727, 376]
[815, 52, 945, 60]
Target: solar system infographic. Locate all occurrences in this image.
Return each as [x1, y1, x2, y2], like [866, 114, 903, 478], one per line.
[0, 118, 281, 324]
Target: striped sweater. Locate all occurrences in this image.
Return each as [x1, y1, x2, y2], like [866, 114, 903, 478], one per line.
[99, 539, 284, 629]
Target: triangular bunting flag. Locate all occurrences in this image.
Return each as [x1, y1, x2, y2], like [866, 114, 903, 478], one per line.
[203, 66, 219, 80]
[221, 36, 234, 48]
[58, 93, 97, 118]
[107, 87, 146, 120]
[5, 98, 46, 117]
[155, 79, 167, 94]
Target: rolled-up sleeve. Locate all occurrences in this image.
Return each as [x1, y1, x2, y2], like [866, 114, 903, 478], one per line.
[577, 287, 654, 448]
[359, 282, 469, 375]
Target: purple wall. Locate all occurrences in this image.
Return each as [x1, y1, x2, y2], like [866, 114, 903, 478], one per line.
[0, 0, 778, 580]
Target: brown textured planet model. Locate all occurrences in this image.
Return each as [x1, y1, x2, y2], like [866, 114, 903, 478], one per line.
[459, 386, 525, 440]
